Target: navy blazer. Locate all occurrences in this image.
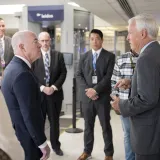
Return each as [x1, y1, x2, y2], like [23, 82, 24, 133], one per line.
[1, 56, 46, 146]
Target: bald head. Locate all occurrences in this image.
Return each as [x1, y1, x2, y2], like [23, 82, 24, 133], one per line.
[12, 31, 33, 53]
[38, 32, 51, 52]
[12, 30, 41, 63]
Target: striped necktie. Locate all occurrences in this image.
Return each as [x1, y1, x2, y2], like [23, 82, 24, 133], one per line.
[44, 53, 50, 85]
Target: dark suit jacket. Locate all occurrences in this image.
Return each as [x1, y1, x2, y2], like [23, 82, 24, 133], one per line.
[77, 48, 115, 103]
[1, 57, 46, 147]
[32, 50, 67, 102]
[4, 36, 14, 67]
[119, 41, 160, 155]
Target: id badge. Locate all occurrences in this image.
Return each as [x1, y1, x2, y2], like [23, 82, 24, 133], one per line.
[92, 76, 97, 84]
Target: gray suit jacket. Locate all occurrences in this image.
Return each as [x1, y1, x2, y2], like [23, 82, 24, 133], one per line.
[77, 48, 115, 103]
[4, 36, 14, 67]
[119, 41, 160, 155]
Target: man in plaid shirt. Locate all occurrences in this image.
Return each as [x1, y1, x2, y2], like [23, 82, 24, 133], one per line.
[111, 50, 138, 160]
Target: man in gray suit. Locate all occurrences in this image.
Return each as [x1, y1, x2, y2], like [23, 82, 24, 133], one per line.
[77, 29, 115, 160]
[111, 14, 160, 160]
[0, 18, 14, 68]
[0, 17, 14, 86]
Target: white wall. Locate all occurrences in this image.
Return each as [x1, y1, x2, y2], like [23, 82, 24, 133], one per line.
[0, 0, 66, 5]
[0, 14, 19, 29]
[28, 22, 41, 35]
[60, 4, 74, 112]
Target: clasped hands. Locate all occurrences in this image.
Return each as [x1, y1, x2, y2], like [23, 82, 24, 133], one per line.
[110, 79, 131, 114]
[85, 88, 99, 101]
[43, 86, 54, 95]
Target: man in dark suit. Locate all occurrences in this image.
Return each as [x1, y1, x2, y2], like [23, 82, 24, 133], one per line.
[111, 14, 160, 160]
[1, 30, 50, 160]
[0, 18, 14, 68]
[77, 29, 115, 160]
[32, 32, 67, 156]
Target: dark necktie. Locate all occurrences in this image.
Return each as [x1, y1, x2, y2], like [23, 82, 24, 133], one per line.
[44, 53, 50, 85]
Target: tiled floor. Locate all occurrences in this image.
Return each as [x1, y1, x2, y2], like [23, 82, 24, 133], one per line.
[0, 87, 125, 160]
[47, 111, 125, 160]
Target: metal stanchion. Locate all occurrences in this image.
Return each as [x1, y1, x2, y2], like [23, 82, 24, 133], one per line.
[65, 77, 83, 133]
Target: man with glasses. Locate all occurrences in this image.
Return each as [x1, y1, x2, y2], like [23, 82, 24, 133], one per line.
[32, 31, 67, 156]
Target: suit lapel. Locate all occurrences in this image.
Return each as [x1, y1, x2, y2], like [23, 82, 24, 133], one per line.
[88, 50, 93, 71]
[96, 48, 104, 70]
[39, 54, 46, 79]
[4, 37, 8, 59]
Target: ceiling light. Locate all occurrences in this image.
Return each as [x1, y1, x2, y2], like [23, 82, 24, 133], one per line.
[0, 4, 25, 14]
[68, 2, 80, 7]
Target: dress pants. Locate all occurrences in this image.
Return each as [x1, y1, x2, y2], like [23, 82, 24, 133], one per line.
[135, 153, 160, 160]
[82, 100, 114, 156]
[42, 96, 62, 150]
[15, 124, 42, 160]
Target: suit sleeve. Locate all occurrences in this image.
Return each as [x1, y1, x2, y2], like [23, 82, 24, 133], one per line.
[76, 55, 88, 88]
[13, 71, 46, 146]
[119, 56, 160, 117]
[53, 53, 67, 89]
[94, 53, 115, 94]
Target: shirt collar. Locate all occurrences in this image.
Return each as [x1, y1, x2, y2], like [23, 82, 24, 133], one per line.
[140, 41, 155, 54]
[0, 36, 4, 41]
[15, 55, 31, 68]
[41, 48, 50, 56]
[92, 48, 102, 56]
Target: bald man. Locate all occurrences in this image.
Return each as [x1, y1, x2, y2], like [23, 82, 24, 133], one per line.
[1, 31, 50, 160]
[32, 32, 67, 156]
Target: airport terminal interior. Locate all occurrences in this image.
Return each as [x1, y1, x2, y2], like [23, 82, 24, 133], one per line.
[0, 0, 160, 159]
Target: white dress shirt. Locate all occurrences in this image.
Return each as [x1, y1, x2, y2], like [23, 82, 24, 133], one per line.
[92, 48, 102, 59]
[15, 55, 47, 149]
[0, 36, 5, 53]
[40, 48, 58, 92]
[140, 41, 155, 54]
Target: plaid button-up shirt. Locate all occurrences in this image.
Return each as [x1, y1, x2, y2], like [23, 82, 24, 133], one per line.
[111, 52, 138, 100]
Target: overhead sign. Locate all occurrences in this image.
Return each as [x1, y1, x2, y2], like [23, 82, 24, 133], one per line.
[28, 5, 64, 21]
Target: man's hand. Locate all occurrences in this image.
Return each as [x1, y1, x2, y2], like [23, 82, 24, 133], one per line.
[43, 87, 54, 95]
[40, 144, 50, 160]
[85, 88, 97, 99]
[90, 95, 99, 101]
[115, 79, 131, 90]
[110, 95, 121, 114]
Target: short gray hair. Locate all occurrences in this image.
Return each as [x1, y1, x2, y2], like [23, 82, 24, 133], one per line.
[11, 30, 34, 53]
[128, 14, 159, 40]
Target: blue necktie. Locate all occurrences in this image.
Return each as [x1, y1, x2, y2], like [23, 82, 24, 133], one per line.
[44, 53, 50, 85]
[93, 52, 97, 71]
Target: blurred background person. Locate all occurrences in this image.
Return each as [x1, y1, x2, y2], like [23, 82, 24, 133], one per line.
[0, 18, 14, 85]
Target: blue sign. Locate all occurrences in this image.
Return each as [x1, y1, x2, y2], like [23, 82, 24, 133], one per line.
[28, 5, 64, 21]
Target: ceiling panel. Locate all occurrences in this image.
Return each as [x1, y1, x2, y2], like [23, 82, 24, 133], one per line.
[73, 0, 160, 27]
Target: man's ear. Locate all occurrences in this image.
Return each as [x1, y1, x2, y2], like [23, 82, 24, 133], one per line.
[19, 43, 26, 51]
[141, 29, 147, 39]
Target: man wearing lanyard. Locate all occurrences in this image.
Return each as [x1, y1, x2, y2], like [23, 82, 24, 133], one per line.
[77, 29, 115, 160]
